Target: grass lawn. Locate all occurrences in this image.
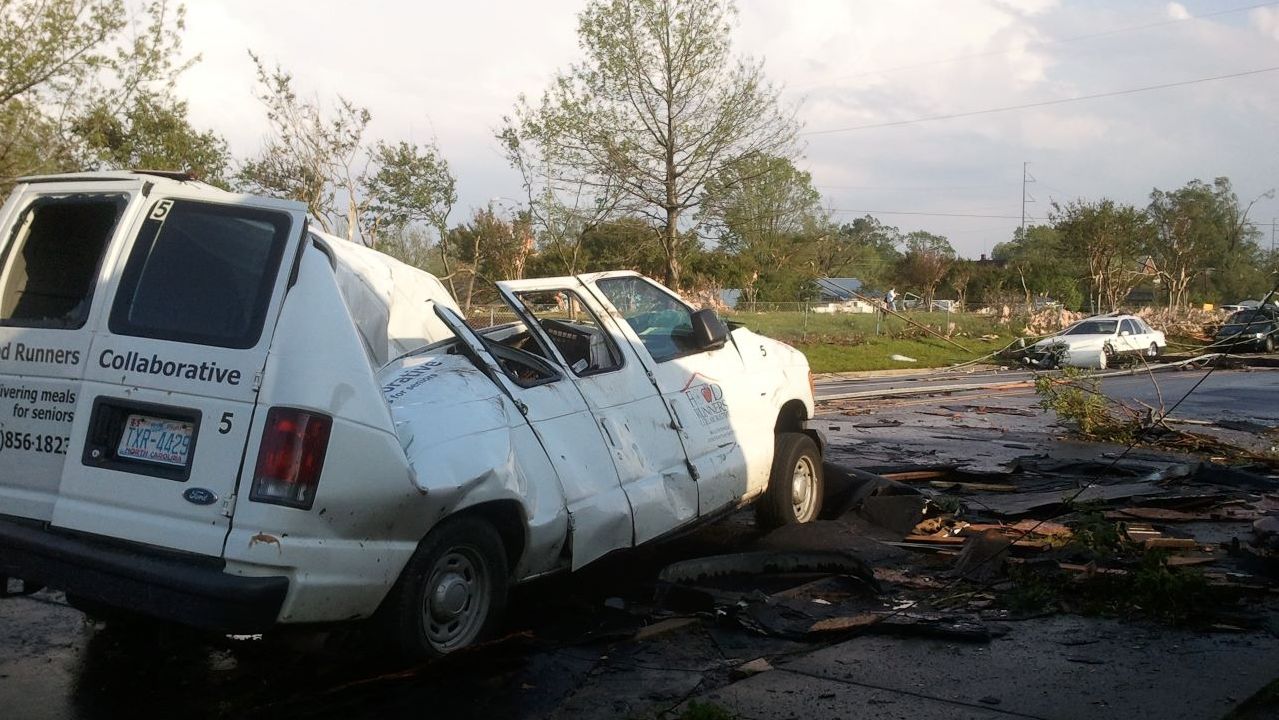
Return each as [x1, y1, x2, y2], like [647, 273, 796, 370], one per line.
[724, 309, 1020, 373]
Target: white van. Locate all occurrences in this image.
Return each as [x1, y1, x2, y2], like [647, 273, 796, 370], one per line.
[0, 172, 821, 659]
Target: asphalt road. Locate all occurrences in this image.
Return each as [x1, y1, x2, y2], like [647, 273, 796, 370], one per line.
[817, 366, 1279, 424]
[815, 368, 1037, 400]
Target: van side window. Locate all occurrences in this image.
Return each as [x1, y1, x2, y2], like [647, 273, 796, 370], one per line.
[515, 289, 622, 376]
[594, 276, 696, 362]
[0, 194, 126, 329]
[110, 200, 290, 349]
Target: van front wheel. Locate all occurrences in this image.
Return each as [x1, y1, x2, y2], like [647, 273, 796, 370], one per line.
[384, 516, 509, 661]
[756, 432, 824, 529]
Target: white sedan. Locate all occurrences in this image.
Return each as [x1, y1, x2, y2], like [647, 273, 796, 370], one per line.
[1024, 314, 1167, 368]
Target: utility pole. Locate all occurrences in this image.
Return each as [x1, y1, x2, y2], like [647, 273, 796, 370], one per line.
[1020, 161, 1036, 238]
[1271, 217, 1275, 255]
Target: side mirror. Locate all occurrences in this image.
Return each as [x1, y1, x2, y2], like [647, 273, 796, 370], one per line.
[1120, 330, 1130, 337]
[691, 308, 729, 351]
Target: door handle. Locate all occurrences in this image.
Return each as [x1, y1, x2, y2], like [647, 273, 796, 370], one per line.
[667, 399, 689, 434]
[599, 418, 618, 447]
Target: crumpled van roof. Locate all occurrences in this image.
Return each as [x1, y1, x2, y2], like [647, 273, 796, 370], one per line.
[314, 231, 459, 368]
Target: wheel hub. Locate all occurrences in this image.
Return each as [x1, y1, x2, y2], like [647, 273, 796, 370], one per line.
[431, 574, 470, 620]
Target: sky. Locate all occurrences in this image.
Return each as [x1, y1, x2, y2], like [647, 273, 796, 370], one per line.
[169, 0, 1279, 259]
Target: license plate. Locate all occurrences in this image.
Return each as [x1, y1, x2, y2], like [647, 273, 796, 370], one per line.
[117, 414, 193, 467]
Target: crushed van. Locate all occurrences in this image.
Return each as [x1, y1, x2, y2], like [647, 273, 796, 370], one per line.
[0, 172, 821, 658]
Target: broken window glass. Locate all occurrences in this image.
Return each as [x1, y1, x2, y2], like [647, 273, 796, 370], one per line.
[0, 194, 126, 328]
[516, 289, 622, 376]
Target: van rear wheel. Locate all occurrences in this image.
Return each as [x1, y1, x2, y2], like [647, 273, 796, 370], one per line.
[756, 432, 824, 529]
[383, 516, 509, 661]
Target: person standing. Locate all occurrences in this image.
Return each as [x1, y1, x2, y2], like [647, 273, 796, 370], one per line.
[884, 287, 897, 312]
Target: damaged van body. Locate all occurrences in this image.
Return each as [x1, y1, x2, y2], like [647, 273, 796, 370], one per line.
[0, 172, 820, 658]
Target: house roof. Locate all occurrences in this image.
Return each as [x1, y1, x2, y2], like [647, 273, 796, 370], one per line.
[814, 277, 863, 299]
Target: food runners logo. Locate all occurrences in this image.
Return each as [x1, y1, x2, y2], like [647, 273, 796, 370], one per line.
[682, 374, 728, 426]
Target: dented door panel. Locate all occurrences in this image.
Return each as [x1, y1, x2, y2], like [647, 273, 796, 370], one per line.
[517, 380, 634, 568]
[582, 274, 764, 517]
[495, 278, 699, 545]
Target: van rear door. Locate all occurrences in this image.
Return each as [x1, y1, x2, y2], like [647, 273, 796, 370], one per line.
[0, 178, 143, 523]
[50, 188, 307, 557]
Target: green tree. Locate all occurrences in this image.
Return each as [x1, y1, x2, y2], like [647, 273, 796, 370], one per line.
[579, 217, 667, 276]
[1, 0, 204, 184]
[702, 154, 825, 302]
[363, 140, 459, 293]
[896, 231, 955, 307]
[1146, 178, 1271, 308]
[371, 225, 439, 275]
[992, 225, 1081, 309]
[74, 91, 230, 186]
[509, 0, 798, 288]
[813, 216, 902, 291]
[1051, 199, 1151, 312]
[447, 205, 536, 310]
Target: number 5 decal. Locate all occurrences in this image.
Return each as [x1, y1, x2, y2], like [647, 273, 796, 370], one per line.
[218, 412, 234, 434]
[150, 199, 173, 221]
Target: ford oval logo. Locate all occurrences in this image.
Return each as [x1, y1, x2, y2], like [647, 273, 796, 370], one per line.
[183, 487, 218, 506]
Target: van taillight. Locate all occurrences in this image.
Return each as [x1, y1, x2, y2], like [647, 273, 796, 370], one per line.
[249, 407, 332, 510]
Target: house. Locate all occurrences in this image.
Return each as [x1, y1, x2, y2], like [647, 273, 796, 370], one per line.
[814, 277, 864, 302]
[811, 277, 876, 314]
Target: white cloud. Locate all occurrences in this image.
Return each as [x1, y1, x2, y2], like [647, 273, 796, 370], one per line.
[1252, 7, 1279, 41]
[1166, 3, 1190, 21]
[160, 0, 1279, 258]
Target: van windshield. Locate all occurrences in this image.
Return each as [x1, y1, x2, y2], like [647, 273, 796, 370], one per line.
[110, 199, 292, 349]
[0, 194, 127, 328]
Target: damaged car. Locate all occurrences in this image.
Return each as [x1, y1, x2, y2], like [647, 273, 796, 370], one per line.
[0, 172, 821, 659]
[1212, 305, 1279, 353]
[1022, 313, 1166, 369]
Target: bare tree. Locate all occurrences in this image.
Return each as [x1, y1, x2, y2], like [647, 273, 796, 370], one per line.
[510, 0, 798, 288]
[238, 52, 370, 239]
[497, 122, 623, 276]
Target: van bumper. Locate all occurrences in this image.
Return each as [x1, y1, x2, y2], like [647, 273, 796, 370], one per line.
[0, 515, 287, 633]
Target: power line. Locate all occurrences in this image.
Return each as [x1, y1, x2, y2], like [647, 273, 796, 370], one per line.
[792, 2, 1279, 88]
[804, 65, 1279, 136]
[830, 208, 1022, 219]
[816, 182, 1017, 192]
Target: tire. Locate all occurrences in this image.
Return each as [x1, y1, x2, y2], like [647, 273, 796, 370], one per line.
[1147, 342, 1160, 358]
[1265, 336, 1275, 354]
[1102, 343, 1116, 367]
[755, 432, 824, 529]
[381, 516, 509, 661]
